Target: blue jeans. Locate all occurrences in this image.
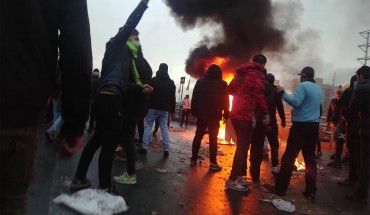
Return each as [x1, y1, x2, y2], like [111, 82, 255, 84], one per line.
[52, 98, 61, 120]
[142, 109, 170, 151]
[47, 116, 63, 134]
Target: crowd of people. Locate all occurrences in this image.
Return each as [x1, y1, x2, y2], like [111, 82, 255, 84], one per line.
[1, 0, 370, 214]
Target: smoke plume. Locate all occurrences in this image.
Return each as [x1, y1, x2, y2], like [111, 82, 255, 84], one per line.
[164, 0, 286, 78]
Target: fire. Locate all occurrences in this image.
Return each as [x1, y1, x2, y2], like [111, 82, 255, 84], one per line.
[294, 158, 305, 171]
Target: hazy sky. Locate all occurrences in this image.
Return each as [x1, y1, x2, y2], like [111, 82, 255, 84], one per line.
[88, 0, 370, 94]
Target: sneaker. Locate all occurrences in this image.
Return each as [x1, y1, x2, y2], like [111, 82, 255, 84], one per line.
[138, 148, 147, 155]
[45, 130, 55, 142]
[263, 183, 286, 196]
[113, 172, 137, 184]
[209, 163, 222, 171]
[329, 153, 336, 160]
[102, 188, 119, 196]
[236, 177, 252, 187]
[225, 180, 249, 192]
[303, 191, 316, 200]
[271, 166, 279, 175]
[70, 178, 92, 191]
[327, 161, 341, 169]
[338, 178, 357, 187]
[163, 151, 169, 158]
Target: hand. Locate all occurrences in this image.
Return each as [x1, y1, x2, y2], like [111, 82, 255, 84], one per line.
[262, 114, 270, 126]
[281, 122, 286, 128]
[276, 86, 284, 93]
[55, 135, 84, 159]
[142, 84, 153, 94]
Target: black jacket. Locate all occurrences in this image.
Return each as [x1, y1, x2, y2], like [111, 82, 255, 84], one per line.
[350, 79, 370, 127]
[336, 76, 359, 124]
[191, 68, 229, 121]
[99, 2, 147, 95]
[148, 70, 176, 113]
[264, 82, 285, 125]
[1, 0, 92, 138]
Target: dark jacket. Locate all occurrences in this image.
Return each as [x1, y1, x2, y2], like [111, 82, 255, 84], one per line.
[228, 62, 268, 121]
[350, 79, 370, 128]
[124, 54, 153, 119]
[326, 98, 341, 124]
[1, 0, 92, 138]
[99, 1, 147, 95]
[191, 67, 229, 121]
[264, 82, 285, 125]
[148, 68, 176, 113]
[336, 75, 359, 124]
[92, 76, 101, 100]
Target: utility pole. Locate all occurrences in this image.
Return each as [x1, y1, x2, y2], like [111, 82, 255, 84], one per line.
[358, 30, 370, 66]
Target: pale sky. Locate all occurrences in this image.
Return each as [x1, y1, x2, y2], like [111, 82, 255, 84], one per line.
[88, 0, 370, 95]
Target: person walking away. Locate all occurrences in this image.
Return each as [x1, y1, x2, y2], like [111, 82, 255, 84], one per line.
[264, 67, 323, 200]
[87, 69, 101, 133]
[138, 63, 176, 157]
[0, 0, 92, 213]
[179, 95, 191, 127]
[225, 54, 270, 192]
[190, 64, 229, 171]
[70, 0, 152, 192]
[346, 66, 370, 205]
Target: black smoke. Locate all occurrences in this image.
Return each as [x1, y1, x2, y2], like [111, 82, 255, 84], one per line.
[164, 0, 286, 78]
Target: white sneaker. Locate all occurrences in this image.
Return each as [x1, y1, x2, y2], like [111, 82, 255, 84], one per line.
[271, 166, 279, 175]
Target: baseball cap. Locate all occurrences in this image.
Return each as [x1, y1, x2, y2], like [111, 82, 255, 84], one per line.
[298, 67, 314, 78]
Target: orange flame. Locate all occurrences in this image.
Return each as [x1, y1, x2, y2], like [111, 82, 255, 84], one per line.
[294, 158, 305, 171]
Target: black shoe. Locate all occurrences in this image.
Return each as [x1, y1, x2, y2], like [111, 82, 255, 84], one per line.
[303, 191, 316, 200]
[138, 148, 147, 155]
[338, 179, 357, 187]
[316, 151, 322, 159]
[70, 178, 92, 191]
[329, 153, 336, 160]
[327, 161, 341, 169]
[263, 183, 285, 196]
[163, 151, 169, 158]
[345, 193, 367, 204]
[190, 160, 196, 166]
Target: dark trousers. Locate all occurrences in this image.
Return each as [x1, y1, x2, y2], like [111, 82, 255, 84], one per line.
[180, 109, 191, 126]
[357, 124, 370, 198]
[275, 122, 319, 194]
[121, 112, 138, 175]
[229, 119, 254, 181]
[334, 121, 346, 161]
[75, 94, 122, 189]
[191, 117, 220, 164]
[137, 118, 144, 143]
[0, 125, 39, 215]
[88, 102, 96, 130]
[249, 121, 266, 181]
[266, 123, 280, 167]
[346, 122, 360, 181]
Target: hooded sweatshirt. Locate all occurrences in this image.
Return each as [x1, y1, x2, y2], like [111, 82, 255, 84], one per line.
[191, 65, 229, 121]
[148, 64, 176, 113]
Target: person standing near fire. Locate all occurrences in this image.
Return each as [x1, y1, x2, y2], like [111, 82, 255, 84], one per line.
[264, 67, 323, 200]
[326, 87, 346, 169]
[179, 94, 191, 127]
[264, 73, 286, 175]
[346, 66, 370, 205]
[225, 54, 270, 192]
[190, 64, 229, 171]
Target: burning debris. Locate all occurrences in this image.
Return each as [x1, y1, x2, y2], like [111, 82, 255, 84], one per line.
[164, 0, 286, 78]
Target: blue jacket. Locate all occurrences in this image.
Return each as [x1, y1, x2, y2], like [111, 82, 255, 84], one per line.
[99, 1, 147, 95]
[282, 81, 323, 122]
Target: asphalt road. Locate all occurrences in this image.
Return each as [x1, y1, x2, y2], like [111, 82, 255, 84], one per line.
[27, 122, 369, 215]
